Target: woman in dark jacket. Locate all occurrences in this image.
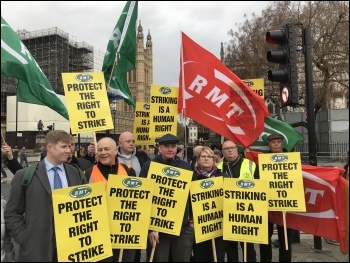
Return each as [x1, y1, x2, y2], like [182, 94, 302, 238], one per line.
[191, 146, 228, 262]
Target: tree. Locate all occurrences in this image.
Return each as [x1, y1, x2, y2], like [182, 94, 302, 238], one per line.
[224, 1, 349, 116]
[177, 120, 186, 143]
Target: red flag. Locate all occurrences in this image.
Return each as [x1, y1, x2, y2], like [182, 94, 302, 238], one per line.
[269, 165, 347, 253]
[246, 150, 348, 253]
[179, 32, 269, 147]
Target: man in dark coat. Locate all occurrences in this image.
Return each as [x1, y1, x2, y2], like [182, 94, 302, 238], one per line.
[4, 130, 88, 262]
[140, 133, 193, 262]
[66, 138, 94, 171]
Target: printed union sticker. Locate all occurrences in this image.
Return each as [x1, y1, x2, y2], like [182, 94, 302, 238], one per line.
[270, 154, 288, 162]
[69, 186, 92, 198]
[200, 179, 214, 189]
[122, 178, 142, 188]
[162, 167, 180, 177]
[159, 86, 171, 95]
[75, 73, 93, 82]
[236, 179, 255, 189]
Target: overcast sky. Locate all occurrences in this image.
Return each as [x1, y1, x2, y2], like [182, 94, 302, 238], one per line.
[1, 1, 270, 86]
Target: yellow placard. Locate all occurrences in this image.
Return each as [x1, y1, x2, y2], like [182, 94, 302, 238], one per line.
[258, 152, 306, 212]
[52, 182, 112, 262]
[106, 176, 154, 249]
[243, 78, 264, 98]
[190, 177, 224, 243]
[149, 85, 178, 138]
[223, 178, 269, 244]
[133, 102, 155, 145]
[62, 72, 113, 134]
[147, 162, 192, 235]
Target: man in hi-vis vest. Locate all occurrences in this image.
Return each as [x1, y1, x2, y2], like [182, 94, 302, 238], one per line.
[217, 140, 259, 262]
[84, 137, 136, 262]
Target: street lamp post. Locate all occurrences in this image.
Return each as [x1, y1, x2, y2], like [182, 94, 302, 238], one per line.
[110, 99, 117, 140]
[113, 111, 116, 139]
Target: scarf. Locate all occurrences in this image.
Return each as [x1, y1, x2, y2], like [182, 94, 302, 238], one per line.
[195, 165, 217, 178]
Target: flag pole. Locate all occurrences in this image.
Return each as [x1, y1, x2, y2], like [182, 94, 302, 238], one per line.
[1, 130, 5, 143]
[107, 55, 118, 86]
[183, 109, 188, 151]
[107, 0, 134, 87]
[180, 31, 186, 112]
[15, 94, 18, 146]
[180, 31, 189, 156]
[105, 22, 120, 137]
[105, 55, 117, 137]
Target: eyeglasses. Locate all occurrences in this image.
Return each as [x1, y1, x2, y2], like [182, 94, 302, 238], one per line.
[199, 155, 214, 159]
[222, 146, 237, 151]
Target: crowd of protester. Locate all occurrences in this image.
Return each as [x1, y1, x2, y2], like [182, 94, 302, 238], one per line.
[1, 131, 345, 262]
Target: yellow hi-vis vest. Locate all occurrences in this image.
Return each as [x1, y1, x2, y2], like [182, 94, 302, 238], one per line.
[217, 158, 256, 179]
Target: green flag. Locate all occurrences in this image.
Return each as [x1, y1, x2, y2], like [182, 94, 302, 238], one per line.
[1, 16, 69, 120]
[102, 1, 138, 107]
[238, 116, 304, 152]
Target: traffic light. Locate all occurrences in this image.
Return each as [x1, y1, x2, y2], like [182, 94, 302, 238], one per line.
[266, 24, 299, 106]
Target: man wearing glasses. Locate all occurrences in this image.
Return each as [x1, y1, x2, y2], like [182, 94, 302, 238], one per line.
[217, 140, 259, 262]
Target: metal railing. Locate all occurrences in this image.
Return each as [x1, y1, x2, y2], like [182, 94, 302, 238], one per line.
[294, 141, 349, 162]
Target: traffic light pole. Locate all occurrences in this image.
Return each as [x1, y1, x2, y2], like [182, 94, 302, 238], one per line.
[303, 27, 322, 250]
[266, 24, 299, 106]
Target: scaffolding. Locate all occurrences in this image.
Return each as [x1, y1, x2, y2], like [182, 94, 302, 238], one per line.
[2, 27, 93, 95]
[1, 23, 153, 136]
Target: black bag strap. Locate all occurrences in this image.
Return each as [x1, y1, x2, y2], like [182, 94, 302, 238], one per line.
[22, 162, 87, 189]
[120, 163, 133, 176]
[71, 164, 87, 184]
[22, 162, 39, 188]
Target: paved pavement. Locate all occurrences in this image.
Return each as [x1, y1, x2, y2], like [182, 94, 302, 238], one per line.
[255, 235, 348, 262]
[1, 158, 348, 262]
